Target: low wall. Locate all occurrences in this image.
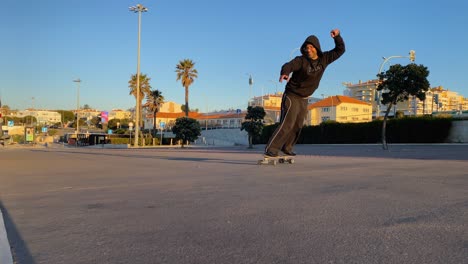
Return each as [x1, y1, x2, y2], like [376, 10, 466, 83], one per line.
[196, 128, 248, 146]
[447, 120, 468, 143]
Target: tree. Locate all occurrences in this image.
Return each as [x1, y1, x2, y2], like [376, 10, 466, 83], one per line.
[107, 118, 121, 130]
[0, 104, 10, 115]
[145, 89, 165, 138]
[395, 110, 405, 119]
[171, 117, 201, 148]
[377, 63, 430, 150]
[241, 106, 266, 149]
[181, 105, 199, 113]
[175, 59, 198, 117]
[90, 116, 100, 128]
[128, 73, 152, 129]
[55, 110, 75, 125]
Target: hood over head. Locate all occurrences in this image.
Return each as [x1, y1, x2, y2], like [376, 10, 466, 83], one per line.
[300, 35, 323, 57]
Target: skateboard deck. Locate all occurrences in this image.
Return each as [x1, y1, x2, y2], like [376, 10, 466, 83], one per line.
[258, 155, 295, 165]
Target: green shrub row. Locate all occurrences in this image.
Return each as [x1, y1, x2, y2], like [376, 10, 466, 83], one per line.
[256, 116, 452, 144]
[109, 135, 160, 145]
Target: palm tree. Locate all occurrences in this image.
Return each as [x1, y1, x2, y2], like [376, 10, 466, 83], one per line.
[144, 89, 165, 138]
[175, 59, 198, 117]
[128, 73, 152, 127]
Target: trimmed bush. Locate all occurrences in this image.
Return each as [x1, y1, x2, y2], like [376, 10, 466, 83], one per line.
[258, 116, 452, 144]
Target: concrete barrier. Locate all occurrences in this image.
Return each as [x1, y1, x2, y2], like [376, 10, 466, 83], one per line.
[197, 128, 248, 146]
[447, 120, 468, 143]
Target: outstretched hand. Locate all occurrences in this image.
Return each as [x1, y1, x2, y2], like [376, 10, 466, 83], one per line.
[330, 29, 340, 38]
[279, 74, 289, 83]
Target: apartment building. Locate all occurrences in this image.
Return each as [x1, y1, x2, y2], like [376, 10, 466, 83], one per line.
[196, 111, 246, 129]
[143, 110, 246, 130]
[307, 95, 372, 125]
[109, 109, 133, 120]
[344, 80, 468, 117]
[10, 109, 62, 125]
[249, 92, 282, 124]
[75, 109, 101, 122]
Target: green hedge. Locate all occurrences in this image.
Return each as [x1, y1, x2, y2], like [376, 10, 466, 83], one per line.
[256, 116, 452, 144]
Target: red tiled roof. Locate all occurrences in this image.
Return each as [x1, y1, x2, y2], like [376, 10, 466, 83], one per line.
[308, 95, 370, 109]
[263, 106, 281, 111]
[148, 112, 201, 119]
[148, 111, 246, 119]
[197, 112, 246, 120]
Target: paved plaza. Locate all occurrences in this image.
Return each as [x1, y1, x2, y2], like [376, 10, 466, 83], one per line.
[1, 144, 467, 263]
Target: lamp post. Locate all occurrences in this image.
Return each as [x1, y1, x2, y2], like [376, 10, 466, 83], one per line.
[375, 50, 415, 118]
[129, 4, 148, 147]
[73, 78, 81, 134]
[289, 47, 300, 60]
[246, 73, 253, 106]
[269, 80, 278, 93]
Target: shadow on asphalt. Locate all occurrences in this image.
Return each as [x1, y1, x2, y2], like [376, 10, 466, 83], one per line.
[0, 200, 36, 264]
[292, 145, 468, 161]
[29, 144, 468, 161]
[30, 149, 256, 165]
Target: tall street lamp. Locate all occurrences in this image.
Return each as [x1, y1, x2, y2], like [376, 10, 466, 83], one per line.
[246, 73, 253, 106]
[73, 78, 81, 134]
[375, 50, 415, 117]
[289, 47, 300, 60]
[269, 79, 278, 93]
[129, 4, 148, 147]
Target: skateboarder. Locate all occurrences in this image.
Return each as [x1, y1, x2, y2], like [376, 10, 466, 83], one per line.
[264, 29, 345, 157]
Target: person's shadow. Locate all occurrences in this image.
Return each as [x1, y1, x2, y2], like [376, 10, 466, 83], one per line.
[0, 200, 36, 264]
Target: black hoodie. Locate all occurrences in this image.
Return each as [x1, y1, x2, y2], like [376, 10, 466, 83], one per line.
[280, 34, 345, 98]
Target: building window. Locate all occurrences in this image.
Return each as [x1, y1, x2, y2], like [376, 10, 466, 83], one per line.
[321, 116, 330, 122]
[340, 106, 348, 111]
[322, 108, 329, 112]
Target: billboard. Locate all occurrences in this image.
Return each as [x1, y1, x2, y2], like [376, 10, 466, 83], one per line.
[100, 111, 108, 124]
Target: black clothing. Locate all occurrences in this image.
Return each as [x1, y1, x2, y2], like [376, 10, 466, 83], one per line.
[265, 93, 308, 155]
[281, 35, 345, 98]
[265, 34, 345, 155]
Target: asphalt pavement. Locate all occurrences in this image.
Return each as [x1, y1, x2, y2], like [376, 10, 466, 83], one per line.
[0, 144, 467, 264]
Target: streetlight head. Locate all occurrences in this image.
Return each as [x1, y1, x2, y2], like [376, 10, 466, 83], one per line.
[409, 50, 416, 62]
[129, 4, 147, 13]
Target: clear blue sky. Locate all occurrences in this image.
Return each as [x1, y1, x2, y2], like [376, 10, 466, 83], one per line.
[1, 0, 467, 112]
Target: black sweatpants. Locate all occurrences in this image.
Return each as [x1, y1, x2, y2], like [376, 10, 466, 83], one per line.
[265, 92, 308, 155]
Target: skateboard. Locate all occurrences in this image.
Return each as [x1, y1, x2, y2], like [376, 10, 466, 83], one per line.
[257, 155, 295, 165]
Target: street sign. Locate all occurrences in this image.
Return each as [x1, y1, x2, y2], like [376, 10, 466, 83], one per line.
[108, 129, 113, 134]
[160, 122, 166, 129]
[42, 127, 48, 133]
[8, 120, 14, 127]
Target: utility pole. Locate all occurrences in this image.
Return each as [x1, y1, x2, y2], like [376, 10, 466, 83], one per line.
[376, 50, 416, 118]
[73, 79, 81, 134]
[129, 4, 148, 147]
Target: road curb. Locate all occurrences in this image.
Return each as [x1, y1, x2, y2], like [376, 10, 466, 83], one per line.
[0, 209, 13, 264]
